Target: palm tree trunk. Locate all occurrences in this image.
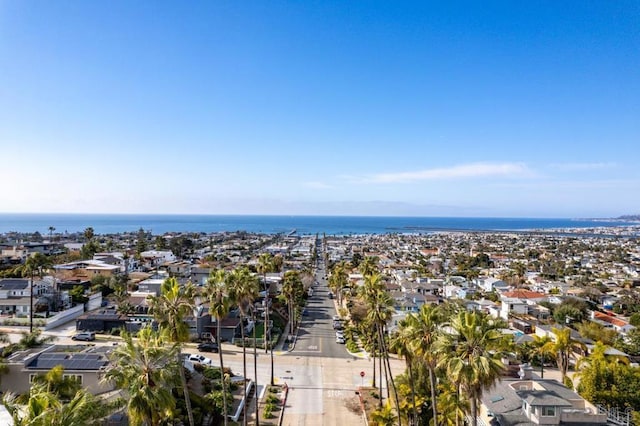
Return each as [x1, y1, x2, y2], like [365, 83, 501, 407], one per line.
[253, 313, 260, 426]
[470, 394, 478, 426]
[378, 343, 383, 408]
[371, 349, 376, 388]
[376, 342, 388, 408]
[177, 350, 195, 426]
[241, 318, 248, 426]
[379, 324, 401, 426]
[372, 350, 376, 387]
[376, 324, 390, 400]
[429, 365, 438, 426]
[407, 360, 417, 426]
[218, 321, 228, 426]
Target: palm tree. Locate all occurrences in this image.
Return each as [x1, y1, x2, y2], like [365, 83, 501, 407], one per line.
[257, 253, 276, 385]
[281, 270, 303, 336]
[403, 304, 444, 425]
[542, 326, 587, 385]
[371, 400, 397, 426]
[359, 273, 386, 402]
[389, 322, 419, 426]
[18, 329, 55, 349]
[22, 253, 52, 333]
[358, 316, 378, 388]
[103, 327, 180, 426]
[148, 277, 197, 426]
[438, 310, 508, 426]
[361, 273, 400, 424]
[574, 341, 630, 403]
[30, 365, 81, 401]
[368, 290, 400, 422]
[4, 381, 109, 426]
[204, 268, 231, 426]
[530, 335, 554, 378]
[228, 267, 258, 426]
[360, 256, 379, 278]
[330, 261, 349, 306]
[437, 381, 469, 426]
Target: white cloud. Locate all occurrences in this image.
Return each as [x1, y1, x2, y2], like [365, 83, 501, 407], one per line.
[360, 162, 533, 184]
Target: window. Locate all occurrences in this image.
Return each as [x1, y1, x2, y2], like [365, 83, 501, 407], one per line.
[542, 406, 556, 416]
[63, 374, 83, 385]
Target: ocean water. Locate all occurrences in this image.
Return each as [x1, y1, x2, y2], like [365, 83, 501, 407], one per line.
[0, 213, 631, 236]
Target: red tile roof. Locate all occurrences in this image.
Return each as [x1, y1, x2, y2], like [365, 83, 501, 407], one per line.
[502, 289, 546, 299]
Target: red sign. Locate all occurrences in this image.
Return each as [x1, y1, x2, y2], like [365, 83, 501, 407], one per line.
[360, 371, 365, 377]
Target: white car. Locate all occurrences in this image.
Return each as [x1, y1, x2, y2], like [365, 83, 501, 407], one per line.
[72, 331, 95, 341]
[336, 336, 346, 344]
[335, 330, 345, 339]
[188, 354, 213, 365]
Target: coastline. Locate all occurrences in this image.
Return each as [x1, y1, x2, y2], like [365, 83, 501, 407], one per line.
[0, 213, 638, 236]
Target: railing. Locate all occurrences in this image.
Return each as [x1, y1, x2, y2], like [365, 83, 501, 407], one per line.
[596, 405, 632, 426]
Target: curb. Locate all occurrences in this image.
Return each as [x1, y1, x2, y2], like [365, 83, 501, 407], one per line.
[278, 383, 289, 426]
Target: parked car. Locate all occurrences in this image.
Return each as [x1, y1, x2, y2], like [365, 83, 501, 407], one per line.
[333, 321, 344, 330]
[335, 335, 346, 344]
[197, 342, 219, 353]
[335, 330, 345, 339]
[71, 331, 95, 341]
[188, 354, 213, 365]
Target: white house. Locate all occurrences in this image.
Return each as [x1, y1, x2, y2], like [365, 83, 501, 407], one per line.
[500, 297, 529, 320]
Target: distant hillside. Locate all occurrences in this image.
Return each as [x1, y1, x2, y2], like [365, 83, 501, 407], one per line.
[616, 214, 640, 220]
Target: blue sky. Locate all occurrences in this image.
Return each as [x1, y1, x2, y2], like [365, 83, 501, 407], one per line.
[1, 1, 638, 217]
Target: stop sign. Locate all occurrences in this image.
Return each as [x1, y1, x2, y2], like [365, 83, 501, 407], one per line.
[360, 371, 365, 377]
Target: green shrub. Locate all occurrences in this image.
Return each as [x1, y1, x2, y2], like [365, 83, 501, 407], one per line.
[346, 340, 359, 353]
[264, 405, 274, 419]
[268, 386, 280, 393]
[266, 393, 279, 404]
[203, 367, 223, 380]
[264, 402, 277, 416]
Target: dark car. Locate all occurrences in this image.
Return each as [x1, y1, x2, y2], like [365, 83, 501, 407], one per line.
[197, 342, 219, 353]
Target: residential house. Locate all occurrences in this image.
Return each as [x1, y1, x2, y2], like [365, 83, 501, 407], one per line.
[480, 374, 607, 426]
[1, 345, 115, 396]
[190, 265, 212, 287]
[139, 250, 176, 270]
[54, 260, 121, 281]
[0, 278, 47, 316]
[94, 252, 137, 274]
[76, 311, 130, 332]
[500, 297, 529, 320]
[591, 311, 635, 334]
[477, 277, 509, 293]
